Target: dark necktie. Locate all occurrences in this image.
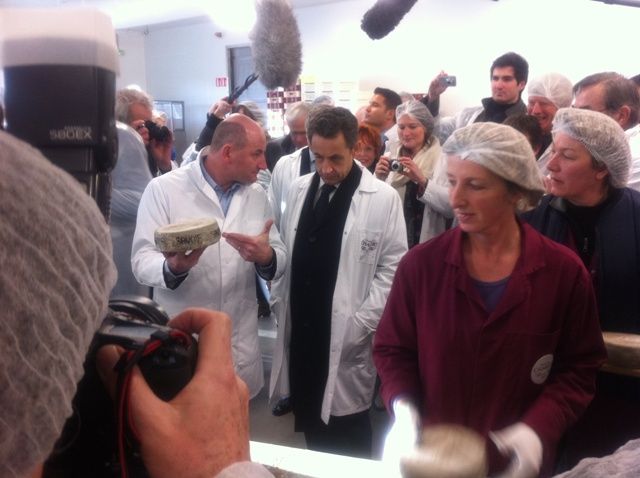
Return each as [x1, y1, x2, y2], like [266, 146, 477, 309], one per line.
[314, 183, 335, 224]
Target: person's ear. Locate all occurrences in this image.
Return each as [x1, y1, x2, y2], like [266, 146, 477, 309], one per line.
[594, 161, 609, 182]
[613, 105, 631, 128]
[517, 81, 526, 93]
[386, 109, 395, 123]
[221, 143, 233, 162]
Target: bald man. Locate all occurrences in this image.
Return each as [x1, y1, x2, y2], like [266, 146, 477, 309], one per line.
[132, 114, 287, 399]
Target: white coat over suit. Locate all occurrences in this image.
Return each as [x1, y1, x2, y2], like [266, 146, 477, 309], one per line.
[268, 146, 310, 228]
[269, 165, 408, 423]
[132, 159, 287, 398]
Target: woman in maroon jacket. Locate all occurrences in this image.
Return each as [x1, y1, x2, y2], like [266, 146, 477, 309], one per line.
[373, 122, 606, 477]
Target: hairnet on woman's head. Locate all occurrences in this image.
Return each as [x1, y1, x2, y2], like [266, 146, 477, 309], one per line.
[443, 122, 545, 206]
[396, 100, 435, 136]
[527, 73, 573, 108]
[552, 107, 631, 188]
[0, 131, 116, 477]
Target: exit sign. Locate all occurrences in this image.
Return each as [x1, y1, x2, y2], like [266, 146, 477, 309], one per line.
[215, 77, 227, 87]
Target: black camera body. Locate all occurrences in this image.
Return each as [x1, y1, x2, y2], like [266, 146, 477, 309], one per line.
[144, 120, 172, 143]
[390, 158, 404, 173]
[44, 297, 197, 478]
[96, 309, 197, 401]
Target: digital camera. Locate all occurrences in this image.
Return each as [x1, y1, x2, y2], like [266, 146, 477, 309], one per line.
[144, 120, 172, 143]
[390, 158, 404, 173]
[441, 75, 457, 87]
[43, 297, 198, 478]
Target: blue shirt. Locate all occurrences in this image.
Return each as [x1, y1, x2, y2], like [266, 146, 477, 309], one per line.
[200, 158, 241, 216]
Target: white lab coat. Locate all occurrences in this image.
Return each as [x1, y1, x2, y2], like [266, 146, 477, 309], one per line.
[132, 160, 287, 398]
[434, 106, 483, 144]
[268, 146, 311, 229]
[418, 153, 454, 243]
[626, 124, 640, 192]
[269, 165, 408, 423]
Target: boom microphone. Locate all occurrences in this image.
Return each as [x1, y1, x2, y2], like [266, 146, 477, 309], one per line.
[361, 0, 418, 40]
[250, 0, 302, 89]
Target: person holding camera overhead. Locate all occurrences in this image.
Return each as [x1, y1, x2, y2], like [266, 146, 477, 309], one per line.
[422, 52, 529, 145]
[374, 100, 442, 248]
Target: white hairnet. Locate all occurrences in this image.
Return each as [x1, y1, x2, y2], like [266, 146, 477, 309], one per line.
[396, 100, 435, 136]
[527, 73, 573, 108]
[552, 107, 631, 188]
[442, 122, 545, 206]
[0, 131, 116, 477]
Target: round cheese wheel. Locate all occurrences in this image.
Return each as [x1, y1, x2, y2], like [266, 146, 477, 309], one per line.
[401, 424, 487, 478]
[154, 218, 220, 252]
[603, 332, 640, 370]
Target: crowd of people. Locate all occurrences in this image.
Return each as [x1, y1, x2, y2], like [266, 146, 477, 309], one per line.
[5, 48, 640, 478]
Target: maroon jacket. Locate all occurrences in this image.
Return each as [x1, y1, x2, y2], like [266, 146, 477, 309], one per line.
[373, 223, 606, 474]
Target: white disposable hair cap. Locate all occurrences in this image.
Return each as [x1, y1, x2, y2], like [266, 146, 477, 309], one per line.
[396, 100, 435, 136]
[552, 107, 631, 188]
[443, 122, 545, 206]
[527, 73, 573, 108]
[0, 131, 116, 477]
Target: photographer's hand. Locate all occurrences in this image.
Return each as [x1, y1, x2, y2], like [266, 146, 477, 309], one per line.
[428, 71, 450, 100]
[222, 219, 274, 266]
[132, 119, 150, 145]
[375, 155, 391, 180]
[399, 156, 427, 188]
[130, 308, 251, 478]
[149, 132, 174, 174]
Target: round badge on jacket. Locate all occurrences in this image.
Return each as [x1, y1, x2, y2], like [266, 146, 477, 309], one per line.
[531, 354, 553, 385]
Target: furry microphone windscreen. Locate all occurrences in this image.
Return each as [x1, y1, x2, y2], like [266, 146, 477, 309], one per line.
[361, 0, 418, 40]
[250, 0, 303, 90]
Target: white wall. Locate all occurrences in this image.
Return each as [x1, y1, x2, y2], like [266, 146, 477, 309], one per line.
[116, 30, 147, 91]
[120, 0, 640, 153]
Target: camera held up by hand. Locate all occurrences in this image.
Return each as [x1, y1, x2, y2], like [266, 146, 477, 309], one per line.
[43, 297, 198, 477]
[390, 158, 404, 173]
[144, 120, 172, 143]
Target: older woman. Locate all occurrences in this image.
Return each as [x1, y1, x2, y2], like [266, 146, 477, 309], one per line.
[375, 100, 441, 247]
[523, 107, 640, 468]
[354, 123, 382, 173]
[374, 123, 606, 477]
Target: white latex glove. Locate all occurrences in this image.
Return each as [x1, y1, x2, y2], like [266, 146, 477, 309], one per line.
[382, 397, 421, 474]
[489, 422, 543, 478]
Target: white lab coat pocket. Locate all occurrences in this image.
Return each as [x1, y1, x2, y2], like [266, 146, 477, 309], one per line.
[358, 229, 382, 265]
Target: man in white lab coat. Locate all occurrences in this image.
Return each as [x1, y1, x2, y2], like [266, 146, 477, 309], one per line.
[132, 114, 286, 399]
[269, 106, 407, 458]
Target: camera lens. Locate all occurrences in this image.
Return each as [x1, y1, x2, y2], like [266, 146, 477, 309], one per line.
[390, 160, 402, 172]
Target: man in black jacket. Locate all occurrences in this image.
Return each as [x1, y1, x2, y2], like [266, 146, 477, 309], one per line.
[265, 101, 311, 172]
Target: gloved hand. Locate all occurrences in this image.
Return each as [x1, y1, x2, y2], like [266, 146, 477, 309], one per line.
[489, 422, 543, 478]
[382, 397, 421, 472]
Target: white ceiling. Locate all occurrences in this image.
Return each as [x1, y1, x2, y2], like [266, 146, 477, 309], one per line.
[0, 0, 347, 29]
